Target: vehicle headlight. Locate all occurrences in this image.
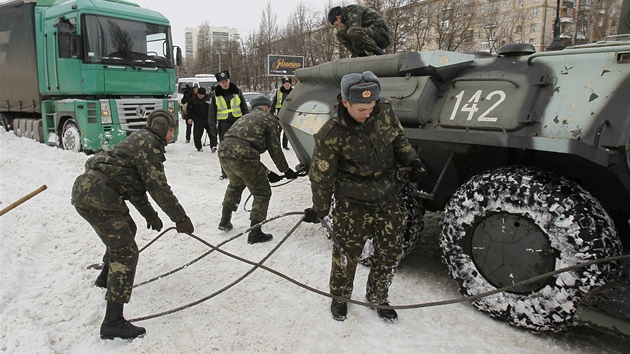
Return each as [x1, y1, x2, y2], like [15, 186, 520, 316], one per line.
[168, 100, 175, 114]
[101, 101, 112, 124]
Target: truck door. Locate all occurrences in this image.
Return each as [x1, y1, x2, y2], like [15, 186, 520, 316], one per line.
[43, 16, 82, 94]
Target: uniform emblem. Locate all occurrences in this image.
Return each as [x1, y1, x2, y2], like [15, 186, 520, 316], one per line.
[362, 90, 372, 98]
[317, 160, 330, 172]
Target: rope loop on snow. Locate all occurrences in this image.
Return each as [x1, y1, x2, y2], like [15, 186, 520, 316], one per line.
[125, 211, 630, 322]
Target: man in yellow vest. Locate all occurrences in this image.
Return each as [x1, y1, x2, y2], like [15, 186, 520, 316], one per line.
[208, 70, 250, 179]
[270, 76, 293, 150]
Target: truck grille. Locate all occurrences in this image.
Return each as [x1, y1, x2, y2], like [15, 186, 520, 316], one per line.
[115, 98, 163, 131]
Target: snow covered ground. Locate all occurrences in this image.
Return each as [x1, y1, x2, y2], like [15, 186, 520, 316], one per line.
[1, 122, 628, 353]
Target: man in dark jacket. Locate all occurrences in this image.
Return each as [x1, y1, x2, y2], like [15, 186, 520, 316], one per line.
[71, 110, 195, 340]
[328, 5, 390, 57]
[303, 71, 425, 323]
[208, 70, 249, 178]
[179, 84, 197, 143]
[217, 96, 297, 243]
[270, 76, 293, 150]
[189, 87, 217, 152]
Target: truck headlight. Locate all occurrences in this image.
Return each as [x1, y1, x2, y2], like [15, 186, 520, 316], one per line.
[168, 100, 175, 114]
[101, 101, 112, 124]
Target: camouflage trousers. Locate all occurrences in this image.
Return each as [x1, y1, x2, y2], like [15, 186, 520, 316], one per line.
[336, 26, 390, 56]
[218, 143, 272, 222]
[75, 206, 138, 304]
[329, 197, 404, 304]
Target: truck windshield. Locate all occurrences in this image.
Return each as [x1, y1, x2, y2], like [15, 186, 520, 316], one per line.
[83, 14, 173, 68]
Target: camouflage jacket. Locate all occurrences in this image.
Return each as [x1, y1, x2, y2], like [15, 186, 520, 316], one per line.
[341, 4, 389, 32]
[71, 129, 186, 223]
[220, 107, 290, 172]
[309, 99, 420, 217]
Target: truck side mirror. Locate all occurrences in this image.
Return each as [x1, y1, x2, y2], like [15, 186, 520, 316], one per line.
[175, 46, 182, 66]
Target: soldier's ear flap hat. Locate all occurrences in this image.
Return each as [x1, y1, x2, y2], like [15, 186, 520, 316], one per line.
[146, 109, 177, 141]
[328, 6, 342, 24]
[250, 96, 271, 110]
[340, 71, 381, 104]
[216, 70, 230, 82]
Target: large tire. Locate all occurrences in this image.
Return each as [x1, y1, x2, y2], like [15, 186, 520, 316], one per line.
[61, 119, 82, 152]
[0, 113, 10, 132]
[440, 166, 623, 332]
[323, 182, 425, 266]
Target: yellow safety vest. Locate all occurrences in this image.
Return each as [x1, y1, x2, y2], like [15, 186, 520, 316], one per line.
[215, 95, 243, 120]
[275, 90, 284, 109]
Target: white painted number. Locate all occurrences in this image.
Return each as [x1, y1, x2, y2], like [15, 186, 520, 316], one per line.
[449, 90, 507, 123]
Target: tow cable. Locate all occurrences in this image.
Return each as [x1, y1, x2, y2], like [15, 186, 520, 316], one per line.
[111, 211, 630, 323]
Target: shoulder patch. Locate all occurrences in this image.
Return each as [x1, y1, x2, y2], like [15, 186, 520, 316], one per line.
[316, 159, 330, 172]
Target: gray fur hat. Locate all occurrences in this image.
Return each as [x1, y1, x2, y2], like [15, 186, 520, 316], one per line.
[250, 95, 271, 109]
[340, 71, 381, 103]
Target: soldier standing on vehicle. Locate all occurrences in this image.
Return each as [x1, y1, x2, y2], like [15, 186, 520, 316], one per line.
[327, 5, 390, 57]
[270, 76, 293, 150]
[217, 96, 297, 243]
[71, 110, 195, 340]
[303, 71, 425, 322]
[208, 70, 250, 179]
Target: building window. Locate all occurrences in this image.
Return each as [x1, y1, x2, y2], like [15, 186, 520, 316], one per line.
[531, 23, 537, 32]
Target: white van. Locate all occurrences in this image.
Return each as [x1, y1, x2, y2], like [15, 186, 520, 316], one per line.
[177, 74, 217, 117]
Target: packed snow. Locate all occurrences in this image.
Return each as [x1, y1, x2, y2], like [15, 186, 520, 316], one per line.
[1, 122, 628, 353]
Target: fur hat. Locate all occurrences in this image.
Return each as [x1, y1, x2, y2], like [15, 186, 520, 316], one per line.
[282, 77, 292, 84]
[328, 6, 342, 25]
[250, 96, 271, 110]
[340, 71, 381, 104]
[146, 109, 177, 143]
[216, 70, 230, 82]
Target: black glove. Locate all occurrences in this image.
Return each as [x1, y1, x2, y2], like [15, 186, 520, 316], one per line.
[146, 212, 163, 231]
[303, 208, 320, 223]
[284, 168, 298, 180]
[176, 215, 194, 234]
[409, 160, 427, 183]
[267, 171, 283, 183]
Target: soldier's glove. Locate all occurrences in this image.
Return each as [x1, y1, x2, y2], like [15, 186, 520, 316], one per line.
[176, 215, 195, 234]
[146, 212, 163, 232]
[409, 160, 427, 183]
[303, 208, 320, 223]
[267, 171, 283, 183]
[284, 168, 298, 180]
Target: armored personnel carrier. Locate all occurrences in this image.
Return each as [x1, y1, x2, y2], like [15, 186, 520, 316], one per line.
[279, 0, 630, 339]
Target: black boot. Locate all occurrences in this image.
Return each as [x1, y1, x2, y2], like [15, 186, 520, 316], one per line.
[331, 299, 347, 321]
[94, 263, 109, 288]
[100, 301, 146, 340]
[247, 220, 272, 244]
[374, 302, 398, 322]
[218, 207, 233, 231]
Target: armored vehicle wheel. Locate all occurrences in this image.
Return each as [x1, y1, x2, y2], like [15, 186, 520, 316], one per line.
[61, 119, 82, 152]
[440, 166, 623, 332]
[323, 182, 425, 266]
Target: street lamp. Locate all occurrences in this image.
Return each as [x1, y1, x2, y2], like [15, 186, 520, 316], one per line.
[213, 48, 221, 72]
[547, 0, 566, 51]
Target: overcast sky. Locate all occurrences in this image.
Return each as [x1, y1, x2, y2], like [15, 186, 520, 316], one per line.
[139, 0, 338, 49]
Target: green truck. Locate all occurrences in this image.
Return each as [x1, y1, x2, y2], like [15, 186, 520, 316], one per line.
[0, 0, 180, 152]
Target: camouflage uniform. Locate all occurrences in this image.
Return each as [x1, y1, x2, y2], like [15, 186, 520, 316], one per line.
[337, 4, 390, 57]
[71, 129, 187, 304]
[309, 98, 420, 304]
[218, 107, 290, 222]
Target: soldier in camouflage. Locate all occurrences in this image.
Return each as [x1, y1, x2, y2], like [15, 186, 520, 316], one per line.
[71, 110, 195, 340]
[303, 71, 426, 322]
[217, 96, 298, 244]
[328, 5, 390, 57]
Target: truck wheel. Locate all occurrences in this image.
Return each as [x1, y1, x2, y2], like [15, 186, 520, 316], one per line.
[323, 182, 425, 266]
[440, 166, 623, 332]
[61, 119, 82, 152]
[0, 113, 10, 132]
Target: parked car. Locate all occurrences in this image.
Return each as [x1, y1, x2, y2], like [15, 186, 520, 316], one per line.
[242, 92, 265, 111]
